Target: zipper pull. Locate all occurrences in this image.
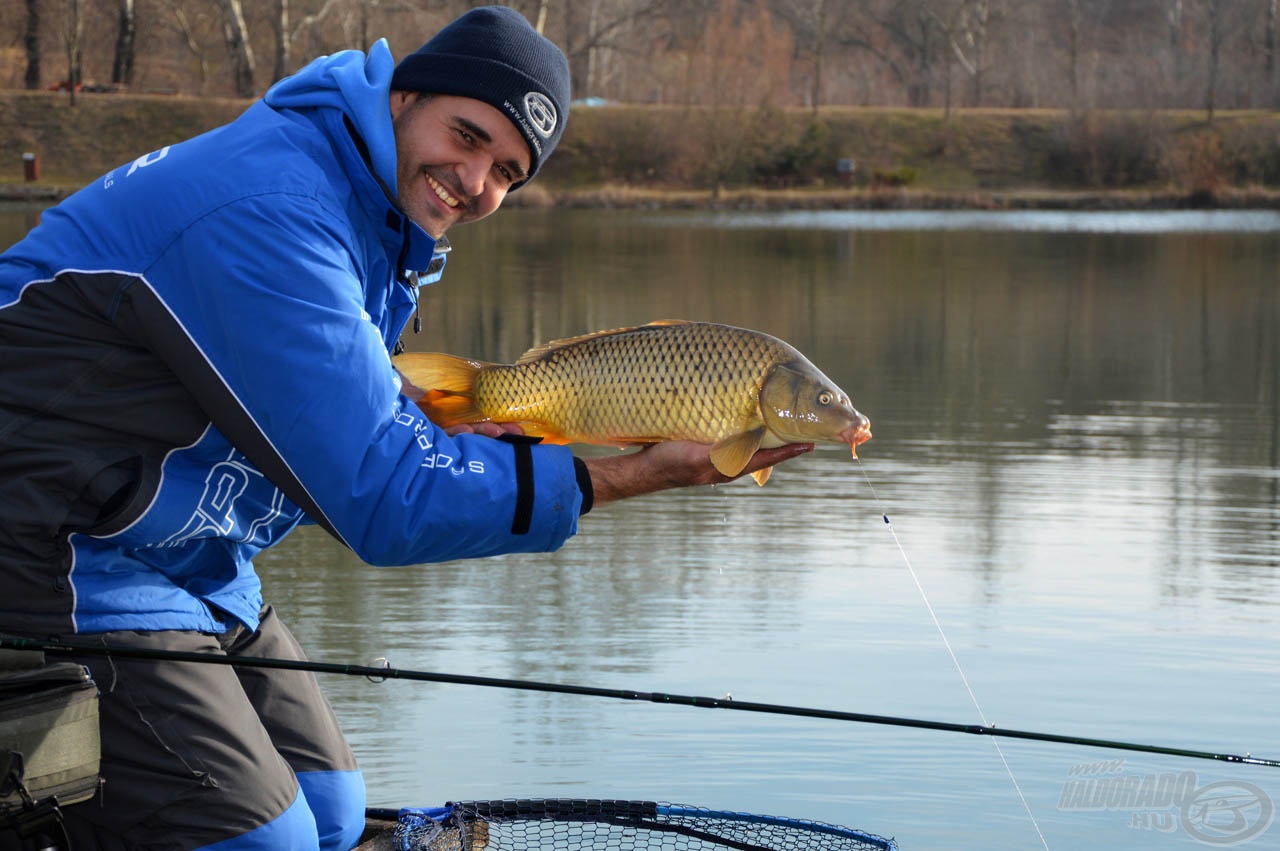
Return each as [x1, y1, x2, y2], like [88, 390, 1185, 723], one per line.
[407, 270, 422, 334]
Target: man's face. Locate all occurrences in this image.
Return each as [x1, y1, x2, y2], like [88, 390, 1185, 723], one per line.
[389, 92, 531, 238]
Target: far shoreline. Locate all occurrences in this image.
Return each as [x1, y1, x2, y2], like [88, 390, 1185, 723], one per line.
[5, 182, 1280, 211]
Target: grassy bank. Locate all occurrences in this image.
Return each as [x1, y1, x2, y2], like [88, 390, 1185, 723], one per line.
[2, 90, 1278, 208]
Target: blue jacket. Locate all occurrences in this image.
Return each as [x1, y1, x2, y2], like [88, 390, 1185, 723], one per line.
[0, 42, 585, 636]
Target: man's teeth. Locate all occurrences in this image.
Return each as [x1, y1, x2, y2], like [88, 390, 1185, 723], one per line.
[427, 175, 459, 208]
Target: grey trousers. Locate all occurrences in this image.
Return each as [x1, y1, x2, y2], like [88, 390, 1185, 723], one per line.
[2, 605, 360, 850]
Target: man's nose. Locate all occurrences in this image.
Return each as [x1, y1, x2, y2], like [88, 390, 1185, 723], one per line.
[456, 155, 490, 198]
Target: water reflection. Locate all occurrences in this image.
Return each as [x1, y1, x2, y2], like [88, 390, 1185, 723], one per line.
[4, 204, 1280, 849]
[669, 209, 1280, 233]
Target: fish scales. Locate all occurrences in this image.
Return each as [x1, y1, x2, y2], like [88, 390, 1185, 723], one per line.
[473, 323, 789, 444]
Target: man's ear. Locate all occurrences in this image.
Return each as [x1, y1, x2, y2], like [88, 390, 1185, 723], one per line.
[388, 90, 417, 120]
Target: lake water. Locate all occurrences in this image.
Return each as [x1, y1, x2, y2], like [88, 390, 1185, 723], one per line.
[4, 205, 1279, 850]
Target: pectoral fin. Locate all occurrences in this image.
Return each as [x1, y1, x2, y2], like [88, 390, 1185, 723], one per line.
[750, 466, 774, 486]
[709, 428, 766, 479]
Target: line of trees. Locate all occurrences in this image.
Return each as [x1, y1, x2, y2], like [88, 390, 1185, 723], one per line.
[2, 0, 1277, 112]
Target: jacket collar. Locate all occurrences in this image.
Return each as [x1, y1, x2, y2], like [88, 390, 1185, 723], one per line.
[334, 111, 442, 277]
[264, 41, 444, 278]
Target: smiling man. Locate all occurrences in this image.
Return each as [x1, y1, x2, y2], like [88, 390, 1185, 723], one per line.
[386, 7, 558, 236]
[0, 6, 807, 851]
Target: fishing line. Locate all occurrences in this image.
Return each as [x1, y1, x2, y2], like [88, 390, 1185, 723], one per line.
[855, 460, 1051, 851]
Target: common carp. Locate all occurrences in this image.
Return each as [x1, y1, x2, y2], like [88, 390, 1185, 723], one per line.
[394, 320, 871, 485]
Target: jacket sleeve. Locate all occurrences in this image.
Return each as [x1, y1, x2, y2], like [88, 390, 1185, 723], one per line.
[123, 192, 584, 565]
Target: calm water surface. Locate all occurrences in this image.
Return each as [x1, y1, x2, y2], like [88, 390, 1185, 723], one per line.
[4, 205, 1278, 849]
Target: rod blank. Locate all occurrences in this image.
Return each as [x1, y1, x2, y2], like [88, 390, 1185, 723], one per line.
[2, 635, 1275, 769]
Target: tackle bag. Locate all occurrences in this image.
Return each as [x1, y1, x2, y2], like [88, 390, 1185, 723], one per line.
[0, 649, 100, 836]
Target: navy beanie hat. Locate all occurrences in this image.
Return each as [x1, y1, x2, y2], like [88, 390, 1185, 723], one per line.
[391, 6, 571, 181]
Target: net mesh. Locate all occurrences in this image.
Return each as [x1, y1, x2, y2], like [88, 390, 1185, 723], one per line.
[393, 799, 897, 851]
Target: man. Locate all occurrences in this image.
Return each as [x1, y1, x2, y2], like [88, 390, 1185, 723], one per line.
[0, 6, 809, 850]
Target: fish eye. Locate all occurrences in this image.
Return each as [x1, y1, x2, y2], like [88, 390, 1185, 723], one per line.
[817, 391, 833, 406]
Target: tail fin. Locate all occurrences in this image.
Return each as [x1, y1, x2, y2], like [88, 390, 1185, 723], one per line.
[393, 352, 491, 428]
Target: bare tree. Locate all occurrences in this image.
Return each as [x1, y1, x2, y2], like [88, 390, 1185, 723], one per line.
[112, 0, 136, 86]
[1066, 0, 1085, 107]
[804, 0, 829, 108]
[64, 0, 84, 103]
[355, 0, 372, 50]
[1199, 0, 1250, 119]
[217, 0, 256, 97]
[273, 0, 291, 83]
[963, 0, 992, 105]
[1166, 0, 1184, 81]
[558, 0, 681, 103]
[925, 0, 996, 112]
[1265, 0, 1277, 104]
[158, 0, 215, 94]
[1205, 0, 1219, 120]
[770, 0, 828, 108]
[4, 0, 1280, 110]
[858, 0, 943, 107]
[24, 0, 41, 89]
[291, 0, 377, 57]
[290, 0, 343, 57]
[1056, 0, 1114, 111]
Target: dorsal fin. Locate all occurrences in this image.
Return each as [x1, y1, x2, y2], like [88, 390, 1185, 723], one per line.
[514, 320, 694, 365]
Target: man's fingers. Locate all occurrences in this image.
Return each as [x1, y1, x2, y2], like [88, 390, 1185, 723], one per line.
[442, 422, 525, 438]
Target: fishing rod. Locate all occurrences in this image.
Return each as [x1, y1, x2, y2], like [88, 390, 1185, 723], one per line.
[2, 634, 1276, 769]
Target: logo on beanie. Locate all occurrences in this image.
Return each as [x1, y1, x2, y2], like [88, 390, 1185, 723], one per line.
[523, 92, 558, 139]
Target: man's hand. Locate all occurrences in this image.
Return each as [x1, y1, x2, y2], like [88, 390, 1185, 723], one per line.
[443, 422, 525, 439]
[582, 440, 814, 506]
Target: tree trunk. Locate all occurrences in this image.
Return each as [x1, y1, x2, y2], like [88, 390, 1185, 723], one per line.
[1067, 0, 1082, 110]
[1166, 0, 1184, 104]
[1266, 0, 1277, 106]
[1205, 0, 1219, 122]
[112, 0, 136, 86]
[273, 0, 290, 83]
[24, 0, 41, 90]
[65, 0, 83, 106]
[585, 0, 598, 100]
[166, 2, 210, 95]
[218, 0, 256, 98]
[943, 34, 953, 119]
[970, 0, 989, 107]
[810, 0, 827, 111]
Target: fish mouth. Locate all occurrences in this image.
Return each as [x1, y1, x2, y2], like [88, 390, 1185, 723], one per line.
[839, 415, 873, 459]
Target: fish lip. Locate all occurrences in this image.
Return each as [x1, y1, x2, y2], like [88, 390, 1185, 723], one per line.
[839, 417, 873, 448]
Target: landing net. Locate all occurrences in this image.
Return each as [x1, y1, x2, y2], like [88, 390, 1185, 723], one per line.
[392, 799, 897, 851]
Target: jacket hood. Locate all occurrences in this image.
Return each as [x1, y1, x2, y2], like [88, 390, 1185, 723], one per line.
[264, 40, 400, 192]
